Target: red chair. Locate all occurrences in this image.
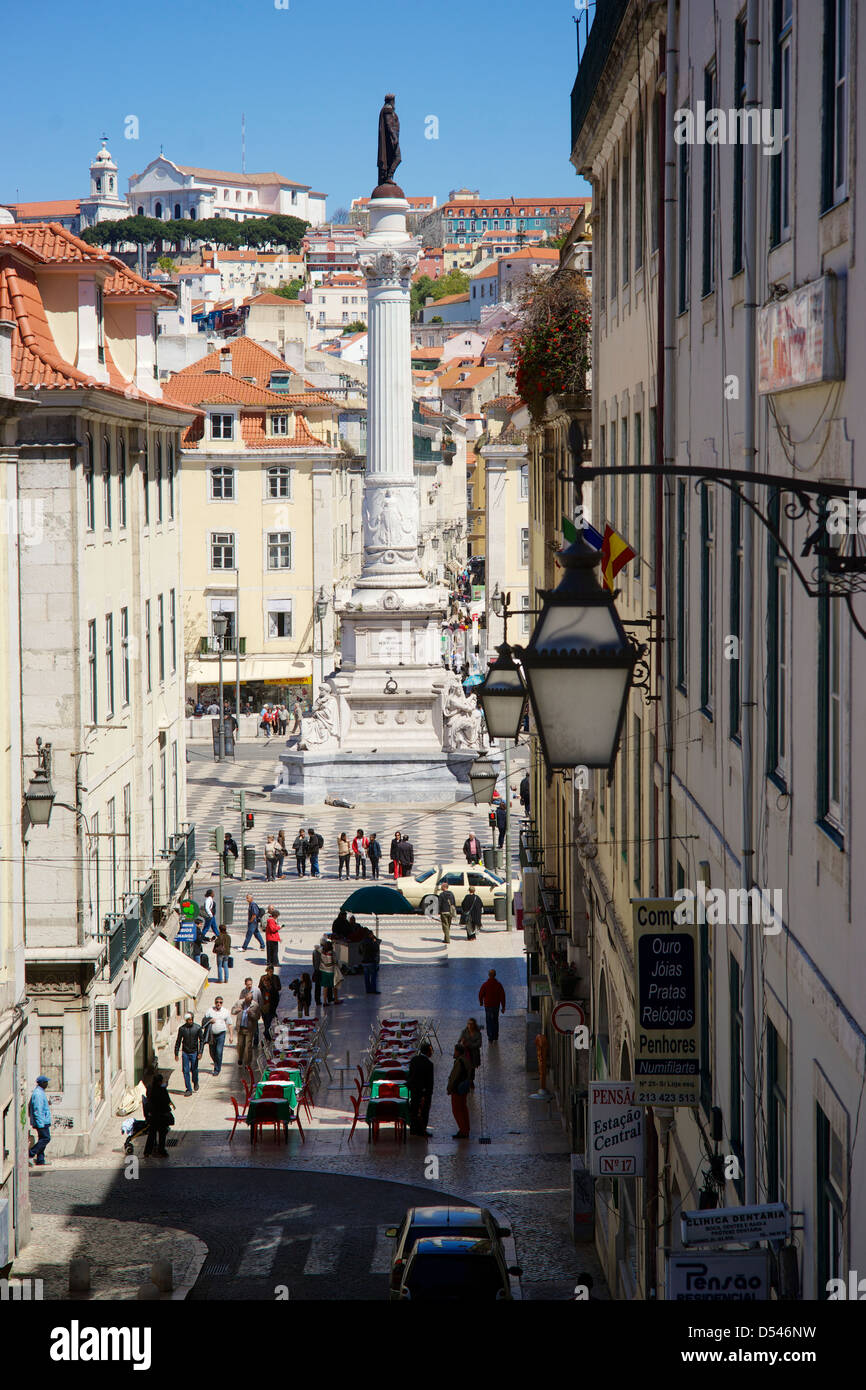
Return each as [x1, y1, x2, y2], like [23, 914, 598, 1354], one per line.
[367, 1099, 407, 1145]
[376, 1081, 402, 1098]
[259, 1083, 287, 1100]
[348, 1092, 362, 1143]
[249, 1101, 284, 1146]
[241, 1078, 253, 1114]
[290, 1108, 306, 1143]
[245, 1065, 257, 1093]
[229, 1095, 244, 1141]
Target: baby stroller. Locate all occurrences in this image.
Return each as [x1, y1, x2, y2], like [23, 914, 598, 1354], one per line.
[121, 1116, 150, 1154]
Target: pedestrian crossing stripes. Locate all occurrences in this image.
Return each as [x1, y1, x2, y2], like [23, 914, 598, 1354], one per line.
[302, 1225, 345, 1275]
[231, 1224, 399, 1281]
[236, 1224, 288, 1278]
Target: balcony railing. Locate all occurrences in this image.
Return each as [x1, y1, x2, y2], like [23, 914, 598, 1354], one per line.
[165, 824, 197, 898]
[199, 635, 246, 655]
[570, 0, 630, 152]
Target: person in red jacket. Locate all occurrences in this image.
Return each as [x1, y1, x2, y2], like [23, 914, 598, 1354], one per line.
[478, 969, 506, 1042]
[265, 906, 281, 967]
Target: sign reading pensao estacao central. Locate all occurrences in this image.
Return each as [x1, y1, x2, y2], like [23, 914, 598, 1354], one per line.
[632, 898, 701, 1106]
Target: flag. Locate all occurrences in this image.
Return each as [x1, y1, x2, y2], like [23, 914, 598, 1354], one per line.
[600, 524, 636, 591]
[562, 513, 603, 550]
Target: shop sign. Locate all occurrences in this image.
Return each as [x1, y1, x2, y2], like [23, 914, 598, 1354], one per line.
[681, 1202, 791, 1247]
[632, 898, 700, 1106]
[588, 1081, 645, 1176]
[666, 1251, 770, 1301]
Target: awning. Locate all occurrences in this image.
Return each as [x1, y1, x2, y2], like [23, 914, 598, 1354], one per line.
[186, 658, 313, 685]
[128, 935, 209, 1018]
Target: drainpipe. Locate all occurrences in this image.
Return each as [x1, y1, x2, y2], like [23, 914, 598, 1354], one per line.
[740, 0, 760, 1208]
[661, 0, 677, 903]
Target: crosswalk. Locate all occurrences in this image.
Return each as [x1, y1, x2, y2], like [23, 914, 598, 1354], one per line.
[228, 1223, 397, 1281]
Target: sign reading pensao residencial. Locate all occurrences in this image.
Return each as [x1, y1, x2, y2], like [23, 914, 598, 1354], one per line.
[633, 898, 701, 1106]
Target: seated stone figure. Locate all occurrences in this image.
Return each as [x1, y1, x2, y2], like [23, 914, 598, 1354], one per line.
[298, 686, 340, 750]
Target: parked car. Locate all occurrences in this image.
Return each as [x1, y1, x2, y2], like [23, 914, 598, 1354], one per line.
[384, 1205, 512, 1299]
[398, 863, 520, 914]
[396, 1237, 521, 1301]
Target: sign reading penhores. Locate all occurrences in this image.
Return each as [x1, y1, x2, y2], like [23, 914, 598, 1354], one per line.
[632, 899, 701, 1106]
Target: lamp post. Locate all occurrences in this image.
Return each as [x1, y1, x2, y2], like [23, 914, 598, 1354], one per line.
[468, 754, 498, 804]
[315, 587, 329, 691]
[478, 643, 528, 935]
[212, 610, 228, 763]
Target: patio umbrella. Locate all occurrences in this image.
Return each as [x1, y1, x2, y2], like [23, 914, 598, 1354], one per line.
[339, 884, 418, 943]
[463, 672, 484, 688]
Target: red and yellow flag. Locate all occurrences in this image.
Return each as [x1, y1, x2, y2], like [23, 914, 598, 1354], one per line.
[600, 524, 636, 591]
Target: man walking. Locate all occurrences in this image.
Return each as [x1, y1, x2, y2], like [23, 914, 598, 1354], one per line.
[437, 883, 457, 945]
[478, 969, 506, 1042]
[396, 832, 414, 878]
[243, 894, 265, 951]
[463, 831, 482, 865]
[519, 773, 530, 815]
[311, 940, 324, 1007]
[361, 932, 381, 994]
[231, 988, 262, 1069]
[352, 828, 369, 879]
[265, 905, 281, 967]
[459, 885, 483, 941]
[307, 827, 323, 877]
[174, 1012, 204, 1095]
[367, 832, 382, 879]
[203, 888, 218, 941]
[495, 800, 507, 850]
[259, 964, 282, 1040]
[223, 832, 239, 877]
[202, 996, 233, 1076]
[28, 1075, 52, 1166]
[446, 1045, 472, 1139]
[407, 1043, 434, 1138]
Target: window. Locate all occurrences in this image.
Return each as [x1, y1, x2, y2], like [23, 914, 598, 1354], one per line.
[519, 527, 529, 568]
[157, 594, 165, 683]
[267, 531, 292, 569]
[702, 63, 717, 295]
[155, 201, 162, 218]
[210, 413, 234, 440]
[211, 532, 235, 570]
[632, 713, 642, 891]
[210, 466, 235, 499]
[155, 439, 163, 522]
[148, 765, 155, 863]
[174, 202, 181, 220]
[120, 607, 130, 706]
[610, 172, 618, 296]
[142, 447, 150, 525]
[816, 1104, 845, 1295]
[96, 286, 105, 365]
[519, 464, 529, 500]
[610, 415, 617, 520]
[85, 433, 95, 531]
[633, 412, 642, 579]
[700, 485, 715, 714]
[677, 139, 690, 312]
[620, 416, 629, 540]
[621, 148, 630, 286]
[107, 796, 117, 913]
[270, 415, 290, 438]
[676, 481, 689, 690]
[122, 782, 132, 895]
[118, 437, 127, 527]
[521, 594, 530, 636]
[172, 742, 179, 837]
[730, 490, 742, 739]
[733, 14, 747, 273]
[635, 113, 645, 271]
[102, 435, 112, 529]
[105, 613, 114, 717]
[818, 536, 844, 832]
[144, 600, 152, 692]
[39, 1027, 64, 1094]
[651, 97, 661, 253]
[771, 0, 793, 244]
[729, 954, 745, 1199]
[267, 601, 293, 638]
[767, 1023, 788, 1203]
[168, 442, 175, 520]
[767, 492, 788, 779]
[169, 589, 176, 674]
[160, 750, 167, 853]
[822, 0, 849, 209]
[648, 407, 657, 588]
[88, 619, 97, 722]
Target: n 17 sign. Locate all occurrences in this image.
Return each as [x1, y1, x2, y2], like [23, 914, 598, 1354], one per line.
[588, 1082, 644, 1177]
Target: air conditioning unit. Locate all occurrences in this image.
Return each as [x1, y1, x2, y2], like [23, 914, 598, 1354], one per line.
[94, 1000, 114, 1034]
[152, 863, 171, 907]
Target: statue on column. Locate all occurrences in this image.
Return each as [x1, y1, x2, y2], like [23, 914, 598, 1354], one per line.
[377, 94, 402, 188]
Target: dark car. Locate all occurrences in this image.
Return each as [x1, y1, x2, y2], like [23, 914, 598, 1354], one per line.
[384, 1205, 511, 1299]
[396, 1237, 521, 1301]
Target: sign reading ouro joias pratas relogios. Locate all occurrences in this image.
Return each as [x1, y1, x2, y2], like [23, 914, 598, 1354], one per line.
[588, 1082, 645, 1177]
[632, 899, 701, 1106]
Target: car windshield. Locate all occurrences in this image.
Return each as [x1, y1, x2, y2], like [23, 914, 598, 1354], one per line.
[487, 873, 504, 885]
[406, 1256, 504, 1298]
[415, 869, 436, 882]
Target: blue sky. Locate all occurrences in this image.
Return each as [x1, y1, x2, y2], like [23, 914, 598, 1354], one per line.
[2, 0, 591, 213]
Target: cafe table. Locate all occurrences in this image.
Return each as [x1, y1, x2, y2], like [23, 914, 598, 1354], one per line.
[369, 1066, 408, 1085]
[364, 1094, 410, 1142]
[245, 1096, 299, 1144]
[263, 1066, 303, 1088]
[254, 1079, 300, 1109]
[369, 1080, 409, 1100]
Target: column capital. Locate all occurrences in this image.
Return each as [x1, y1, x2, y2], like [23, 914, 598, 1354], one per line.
[359, 244, 419, 286]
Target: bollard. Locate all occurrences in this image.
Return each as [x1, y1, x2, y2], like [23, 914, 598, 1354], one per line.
[137, 1280, 161, 1300]
[150, 1260, 173, 1293]
[69, 1258, 91, 1294]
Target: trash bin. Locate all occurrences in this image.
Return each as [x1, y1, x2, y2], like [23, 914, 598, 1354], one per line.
[243, 845, 255, 872]
[493, 892, 507, 922]
[224, 853, 237, 878]
[221, 896, 234, 926]
[483, 847, 497, 871]
[493, 848, 505, 874]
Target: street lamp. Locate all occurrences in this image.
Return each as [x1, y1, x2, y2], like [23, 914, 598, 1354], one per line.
[315, 587, 329, 690]
[212, 610, 228, 763]
[24, 739, 56, 827]
[468, 754, 498, 805]
[512, 535, 638, 771]
[478, 644, 527, 742]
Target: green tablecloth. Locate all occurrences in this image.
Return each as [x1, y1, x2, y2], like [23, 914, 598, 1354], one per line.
[254, 1081, 299, 1108]
[370, 1081, 409, 1100]
[370, 1066, 409, 1084]
[263, 1067, 303, 1088]
[246, 1097, 297, 1134]
[364, 1097, 411, 1125]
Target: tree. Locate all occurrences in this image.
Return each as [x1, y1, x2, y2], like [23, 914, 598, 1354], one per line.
[332, 206, 351, 224]
[274, 279, 304, 299]
[342, 320, 366, 334]
[156, 255, 177, 273]
[410, 268, 469, 319]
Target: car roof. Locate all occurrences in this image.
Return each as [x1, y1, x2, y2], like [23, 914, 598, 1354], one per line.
[411, 1237, 495, 1255]
[405, 1206, 490, 1227]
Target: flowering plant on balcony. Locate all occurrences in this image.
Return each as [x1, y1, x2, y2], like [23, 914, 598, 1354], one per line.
[510, 271, 591, 423]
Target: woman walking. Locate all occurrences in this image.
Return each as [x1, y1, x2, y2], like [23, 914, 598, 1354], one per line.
[291, 972, 313, 1017]
[265, 907, 281, 967]
[337, 832, 351, 880]
[213, 924, 232, 984]
[275, 830, 288, 878]
[143, 1073, 174, 1157]
[458, 1017, 483, 1089]
[446, 1046, 472, 1139]
[317, 939, 343, 1005]
[264, 835, 277, 881]
[389, 831, 402, 880]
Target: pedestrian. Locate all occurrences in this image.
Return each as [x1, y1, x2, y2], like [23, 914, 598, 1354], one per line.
[318, 938, 342, 1005]
[519, 773, 530, 815]
[396, 832, 414, 878]
[367, 832, 382, 879]
[361, 932, 381, 994]
[143, 1073, 174, 1157]
[213, 923, 232, 983]
[437, 882, 457, 945]
[495, 800, 507, 850]
[28, 1075, 52, 1166]
[290, 972, 313, 1017]
[458, 1017, 483, 1086]
[446, 1045, 472, 1139]
[223, 833, 239, 877]
[265, 905, 281, 967]
[260, 704, 272, 738]
[407, 1043, 434, 1137]
[276, 830, 288, 878]
[202, 996, 234, 1076]
[291, 695, 304, 737]
[231, 988, 262, 1069]
[259, 964, 282, 1040]
[293, 828, 308, 875]
[174, 1012, 204, 1095]
[459, 885, 483, 940]
[242, 894, 265, 951]
[337, 832, 351, 879]
[191, 919, 205, 964]
[311, 940, 324, 1007]
[352, 828, 369, 878]
[307, 827, 323, 877]
[279, 704, 288, 736]
[331, 909, 351, 938]
[463, 831, 482, 865]
[264, 834, 277, 881]
[478, 969, 506, 1042]
[389, 831, 402, 880]
[203, 888, 218, 941]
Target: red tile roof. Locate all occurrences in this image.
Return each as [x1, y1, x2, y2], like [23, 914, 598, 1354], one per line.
[2, 199, 81, 218]
[427, 292, 470, 307]
[437, 364, 498, 389]
[174, 165, 309, 189]
[165, 371, 331, 408]
[485, 394, 522, 411]
[245, 291, 304, 307]
[180, 409, 328, 451]
[173, 335, 320, 386]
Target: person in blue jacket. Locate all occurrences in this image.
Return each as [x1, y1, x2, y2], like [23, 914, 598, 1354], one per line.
[29, 1075, 52, 1166]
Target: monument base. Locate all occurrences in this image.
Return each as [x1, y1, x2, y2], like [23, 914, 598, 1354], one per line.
[271, 748, 498, 807]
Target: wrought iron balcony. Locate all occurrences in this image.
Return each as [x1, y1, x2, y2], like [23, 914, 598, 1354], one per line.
[199, 635, 246, 655]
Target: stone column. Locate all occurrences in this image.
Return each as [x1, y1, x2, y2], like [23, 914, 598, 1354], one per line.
[357, 198, 423, 587]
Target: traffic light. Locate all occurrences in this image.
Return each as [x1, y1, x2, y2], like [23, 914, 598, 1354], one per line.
[245, 812, 255, 831]
[488, 809, 497, 829]
[210, 825, 224, 851]
[232, 791, 245, 812]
